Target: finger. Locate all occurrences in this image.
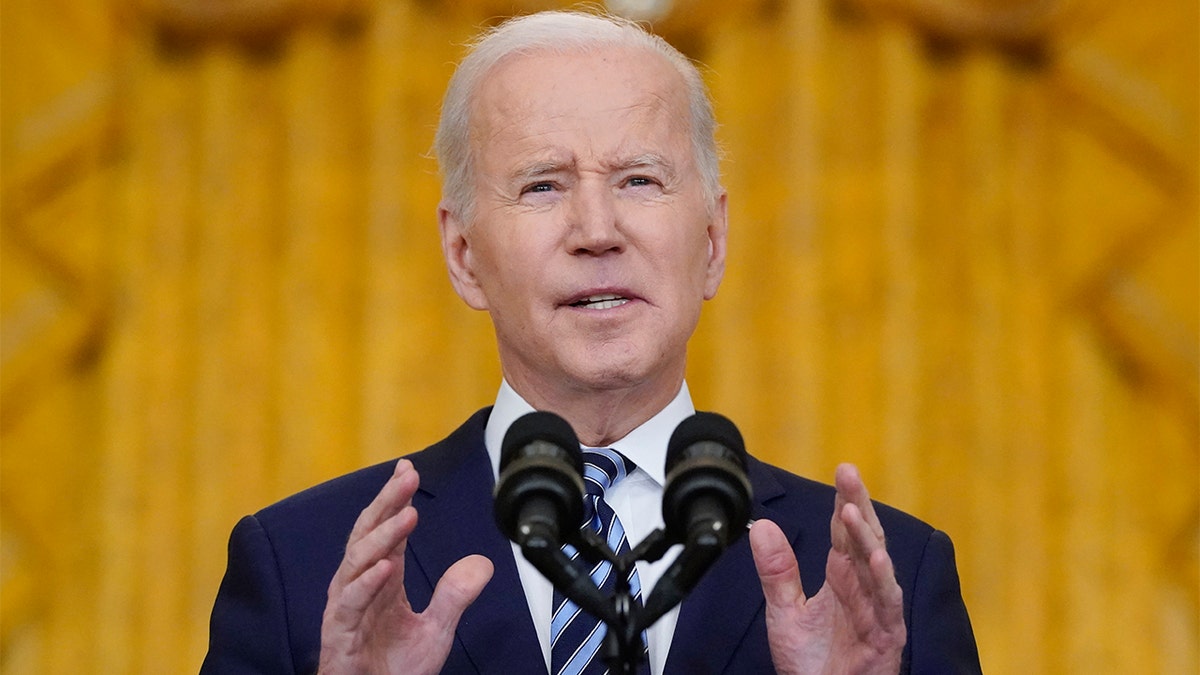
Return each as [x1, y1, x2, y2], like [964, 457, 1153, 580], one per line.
[838, 502, 892, 598]
[825, 548, 906, 645]
[831, 464, 884, 554]
[832, 506, 906, 639]
[839, 502, 886, 560]
[834, 463, 884, 541]
[330, 505, 418, 595]
[329, 557, 397, 628]
[347, 460, 420, 545]
[750, 519, 807, 608]
[424, 555, 495, 632]
[869, 548, 906, 631]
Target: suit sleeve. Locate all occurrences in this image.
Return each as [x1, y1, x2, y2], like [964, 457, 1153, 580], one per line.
[201, 515, 300, 674]
[905, 529, 982, 674]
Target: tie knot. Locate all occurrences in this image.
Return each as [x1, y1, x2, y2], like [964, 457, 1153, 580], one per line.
[581, 448, 635, 498]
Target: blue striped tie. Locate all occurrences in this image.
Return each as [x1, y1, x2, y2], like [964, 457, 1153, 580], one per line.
[550, 448, 649, 675]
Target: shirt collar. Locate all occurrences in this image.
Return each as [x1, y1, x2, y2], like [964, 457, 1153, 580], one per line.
[484, 380, 695, 487]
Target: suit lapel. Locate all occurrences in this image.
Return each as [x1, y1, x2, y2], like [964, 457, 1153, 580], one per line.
[665, 458, 804, 674]
[403, 412, 819, 674]
[407, 409, 545, 674]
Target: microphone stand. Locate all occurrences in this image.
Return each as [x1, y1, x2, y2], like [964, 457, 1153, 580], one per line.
[517, 527, 618, 631]
[574, 528, 648, 675]
[519, 522, 729, 675]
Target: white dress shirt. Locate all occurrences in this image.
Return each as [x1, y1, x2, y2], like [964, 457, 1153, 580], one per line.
[484, 380, 691, 674]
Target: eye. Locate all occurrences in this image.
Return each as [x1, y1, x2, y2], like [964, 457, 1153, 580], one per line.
[522, 182, 555, 194]
[625, 176, 658, 188]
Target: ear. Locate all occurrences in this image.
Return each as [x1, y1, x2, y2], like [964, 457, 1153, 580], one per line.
[702, 191, 728, 300]
[438, 204, 489, 310]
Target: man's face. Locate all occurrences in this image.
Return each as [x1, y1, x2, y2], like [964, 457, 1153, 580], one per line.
[440, 44, 726, 400]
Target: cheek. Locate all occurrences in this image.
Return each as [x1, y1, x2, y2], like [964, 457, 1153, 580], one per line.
[472, 233, 545, 302]
[677, 227, 717, 281]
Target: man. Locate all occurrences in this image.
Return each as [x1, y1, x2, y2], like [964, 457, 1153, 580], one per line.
[202, 10, 980, 674]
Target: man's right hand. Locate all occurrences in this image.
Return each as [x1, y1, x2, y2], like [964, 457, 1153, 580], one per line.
[318, 459, 494, 675]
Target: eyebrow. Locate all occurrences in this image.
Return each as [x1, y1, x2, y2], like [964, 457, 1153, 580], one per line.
[610, 153, 674, 174]
[506, 152, 677, 184]
[509, 158, 576, 184]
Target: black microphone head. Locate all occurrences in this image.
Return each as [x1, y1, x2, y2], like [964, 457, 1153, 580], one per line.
[500, 411, 583, 474]
[665, 412, 746, 473]
[494, 411, 585, 546]
[662, 412, 752, 546]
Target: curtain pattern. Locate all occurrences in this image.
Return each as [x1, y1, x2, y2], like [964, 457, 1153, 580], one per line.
[1, 0, 1195, 672]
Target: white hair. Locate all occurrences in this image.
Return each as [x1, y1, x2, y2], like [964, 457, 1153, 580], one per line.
[433, 10, 722, 222]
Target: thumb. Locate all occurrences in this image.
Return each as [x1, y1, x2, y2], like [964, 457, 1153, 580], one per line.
[425, 554, 494, 631]
[750, 519, 806, 608]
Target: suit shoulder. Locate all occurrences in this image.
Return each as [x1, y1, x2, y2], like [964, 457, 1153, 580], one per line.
[750, 458, 938, 546]
[251, 407, 492, 534]
[252, 459, 398, 538]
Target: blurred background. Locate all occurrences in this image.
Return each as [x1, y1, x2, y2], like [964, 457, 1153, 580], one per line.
[2, 0, 1196, 672]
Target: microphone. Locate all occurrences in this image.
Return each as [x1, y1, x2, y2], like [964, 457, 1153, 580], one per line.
[641, 412, 752, 628]
[494, 411, 585, 548]
[661, 412, 752, 549]
[493, 410, 618, 626]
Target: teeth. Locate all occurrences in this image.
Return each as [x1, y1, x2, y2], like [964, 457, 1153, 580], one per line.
[575, 293, 629, 310]
[591, 298, 628, 310]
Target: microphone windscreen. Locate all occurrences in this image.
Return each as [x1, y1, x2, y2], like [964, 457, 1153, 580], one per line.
[495, 411, 585, 546]
[501, 410, 582, 473]
[666, 412, 746, 472]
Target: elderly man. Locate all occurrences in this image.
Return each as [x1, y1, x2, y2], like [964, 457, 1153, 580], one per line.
[203, 10, 980, 674]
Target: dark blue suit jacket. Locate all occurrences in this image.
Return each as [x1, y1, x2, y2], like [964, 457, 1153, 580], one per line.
[202, 408, 981, 673]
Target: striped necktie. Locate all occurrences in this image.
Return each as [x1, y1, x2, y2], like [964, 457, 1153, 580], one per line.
[550, 448, 649, 675]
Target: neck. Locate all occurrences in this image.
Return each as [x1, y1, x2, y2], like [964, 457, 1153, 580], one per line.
[506, 373, 683, 447]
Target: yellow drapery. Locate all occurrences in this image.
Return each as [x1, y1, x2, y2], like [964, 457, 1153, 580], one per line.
[2, 1, 1196, 672]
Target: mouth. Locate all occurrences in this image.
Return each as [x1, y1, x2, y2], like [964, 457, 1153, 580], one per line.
[568, 293, 631, 310]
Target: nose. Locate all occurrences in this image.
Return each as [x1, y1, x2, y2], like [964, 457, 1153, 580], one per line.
[564, 180, 624, 256]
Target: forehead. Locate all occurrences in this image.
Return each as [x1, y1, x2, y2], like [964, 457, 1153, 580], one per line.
[468, 45, 692, 167]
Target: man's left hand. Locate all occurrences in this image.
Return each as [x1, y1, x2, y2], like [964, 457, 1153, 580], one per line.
[749, 463, 906, 675]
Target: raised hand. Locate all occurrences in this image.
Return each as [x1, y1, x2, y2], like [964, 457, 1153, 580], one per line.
[318, 459, 494, 675]
[750, 464, 906, 675]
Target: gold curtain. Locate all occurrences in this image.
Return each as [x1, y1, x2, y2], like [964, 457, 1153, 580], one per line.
[2, 0, 1196, 672]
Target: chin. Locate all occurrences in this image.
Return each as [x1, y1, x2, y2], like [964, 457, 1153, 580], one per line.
[566, 365, 644, 392]
[556, 352, 640, 389]
[565, 349, 679, 394]
[538, 333, 687, 393]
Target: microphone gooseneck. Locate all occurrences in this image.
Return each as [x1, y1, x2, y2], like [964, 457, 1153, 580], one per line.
[641, 412, 753, 628]
[493, 411, 619, 628]
[492, 409, 755, 665]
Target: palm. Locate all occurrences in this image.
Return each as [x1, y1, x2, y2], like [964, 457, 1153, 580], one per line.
[318, 460, 493, 675]
[325, 559, 439, 674]
[751, 465, 906, 675]
[764, 560, 903, 674]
